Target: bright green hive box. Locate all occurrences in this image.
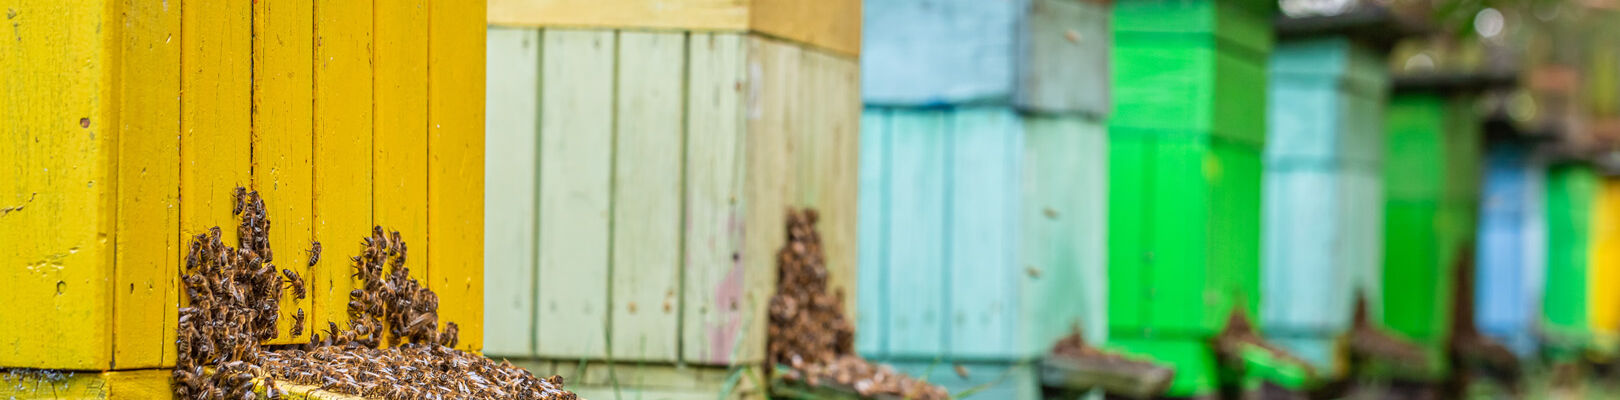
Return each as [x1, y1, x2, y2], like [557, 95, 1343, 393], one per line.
[1381, 91, 1484, 380]
[1107, 0, 1272, 395]
[1543, 163, 1597, 358]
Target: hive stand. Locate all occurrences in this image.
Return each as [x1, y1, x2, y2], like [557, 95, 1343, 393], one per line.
[481, 1, 859, 398]
[0, 0, 484, 393]
[856, 0, 1111, 398]
[1105, 0, 1277, 396]
[1260, 6, 1424, 388]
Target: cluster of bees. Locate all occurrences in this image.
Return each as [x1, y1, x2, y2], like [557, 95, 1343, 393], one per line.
[257, 343, 574, 399]
[174, 188, 297, 399]
[173, 187, 573, 400]
[766, 209, 947, 399]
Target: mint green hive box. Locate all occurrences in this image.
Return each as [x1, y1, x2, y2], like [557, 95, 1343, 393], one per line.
[1106, 0, 1277, 396]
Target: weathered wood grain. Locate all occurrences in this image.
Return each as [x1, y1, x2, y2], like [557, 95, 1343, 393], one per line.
[681, 32, 752, 365]
[881, 109, 949, 356]
[112, 0, 182, 369]
[535, 29, 616, 359]
[611, 31, 687, 362]
[483, 27, 540, 358]
[947, 108, 1022, 358]
[427, 0, 487, 353]
[312, 0, 374, 348]
[375, 0, 430, 289]
[254, 0, 316, 345]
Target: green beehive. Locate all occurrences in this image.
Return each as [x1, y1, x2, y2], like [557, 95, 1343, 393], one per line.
[1107, 0, 1274, 395]
[1543, 163, 1598, 358]
[1381, 89, 1484, 380]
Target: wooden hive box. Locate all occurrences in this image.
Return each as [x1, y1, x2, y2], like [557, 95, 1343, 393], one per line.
[1543, 163, 1597, 359]
[1261, 34, 1390, 374]
[1475, 140, 1548, 357]
[1381, 89, 1484, 380]
[0, 0, 485, 393]
[855, 0, 1110, 398]
[1587, 176, 1620, 354]
[481, 1, 858, 398]
[1106, 0, 1273, 396]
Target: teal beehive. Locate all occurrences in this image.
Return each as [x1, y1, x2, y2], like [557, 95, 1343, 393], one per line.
[857, 0, 1112, 397]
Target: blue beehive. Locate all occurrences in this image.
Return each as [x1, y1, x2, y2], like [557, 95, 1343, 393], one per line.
[1262, 36, 1389, 374]
[1475, 140, 1547, 357]
[858, 0, 1111, 397]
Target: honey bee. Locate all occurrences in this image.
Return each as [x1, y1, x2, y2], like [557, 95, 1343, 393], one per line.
[307, 241, 321, 266]
[232, 187, 246, 215]
[282, 268, 306, 300]
[290, 308, 305, 337]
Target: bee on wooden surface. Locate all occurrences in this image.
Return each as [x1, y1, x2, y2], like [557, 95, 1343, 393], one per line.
[282, 268, 306, 300]
[307, 241, 321, 266]
[290, 308, 305, 337]
[232, 187, 246, 215]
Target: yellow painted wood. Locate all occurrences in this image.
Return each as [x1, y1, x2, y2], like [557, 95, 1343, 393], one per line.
[486, 0, 860, 56]
[517, 361, 766, 399]
[312, 0, 374, 338]
[0, 0, 115, 370]
[111, 0, 182, 369]
[254, 0, 316, 345]
[375, 0, 430, 289]
[536, 29, 617, 359]
[681, 32, 752, 365]
[1591, 178, 1620, 336]
[610, 31, 687, 362]
[179, 0, 253, 327]
[488, 0, 748, 34]
[750, 0, 862, 57]
[0, 369, 171, 399]
[427, 0, 486, 353]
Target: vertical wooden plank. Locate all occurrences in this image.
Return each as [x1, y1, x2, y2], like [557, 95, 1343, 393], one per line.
[179, 0, 252, 345]
[312, 0, 373, 344]
[0, 0, 114, 369]
[883, 109, 948, 356]
[536, 29, 616, 359]
[375, 0, 429, 285]
[611, 31, 686, 362]
[856, 108, 890, 357]
[482, 27, 540, 358]
[822, 52, 863, 325]
[948, 108, 1020, 358]
[254, 0, 315, 344]
[112, 0, 182, 369]
[739, 36, 801, 362]
[1021, 115, 1108, 355]
[428, 0, 487, 352]
[1107, 135, 1150, 332]
[681, 32, 750, 365]
[1589, 179, 1620, 337]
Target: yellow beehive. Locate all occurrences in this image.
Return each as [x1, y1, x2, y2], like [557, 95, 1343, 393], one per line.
[1590, 177, 1620, 343]
[0, 0, 485, 388]
[483, 1, 859, 398]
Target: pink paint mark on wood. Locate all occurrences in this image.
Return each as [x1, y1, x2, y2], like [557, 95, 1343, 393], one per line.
[705, 212, 747, 362]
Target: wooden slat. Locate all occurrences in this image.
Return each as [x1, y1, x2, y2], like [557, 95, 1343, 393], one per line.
[112, 0, 182, 369]
[535, 29, 616, 359]
[0, 369, 172, 399]
[739, 35, 801, 364]
[427, 0, 487, 353]
[860, 0, 1020, 105]
[312, 0, 374, 343]
[1589, 179, 1620, 336]
[254, 0, 316, 345]
[0, 0, 115, 369]
[856, 108, 890, 357]
[947, 108, 1021, 358]
[488, 0, 748, 33]
[375, 0, 430, 289]
[882, 109, 948, 356]
[681, 32, 750, 365]
[611, 31, 686, 362]
[1020, 115, 1109, 354]
[821, 51, 863, 335]
[179, 0, 253, 346]
[486, 0, 860, 56]
[482, 27, 540, 358]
